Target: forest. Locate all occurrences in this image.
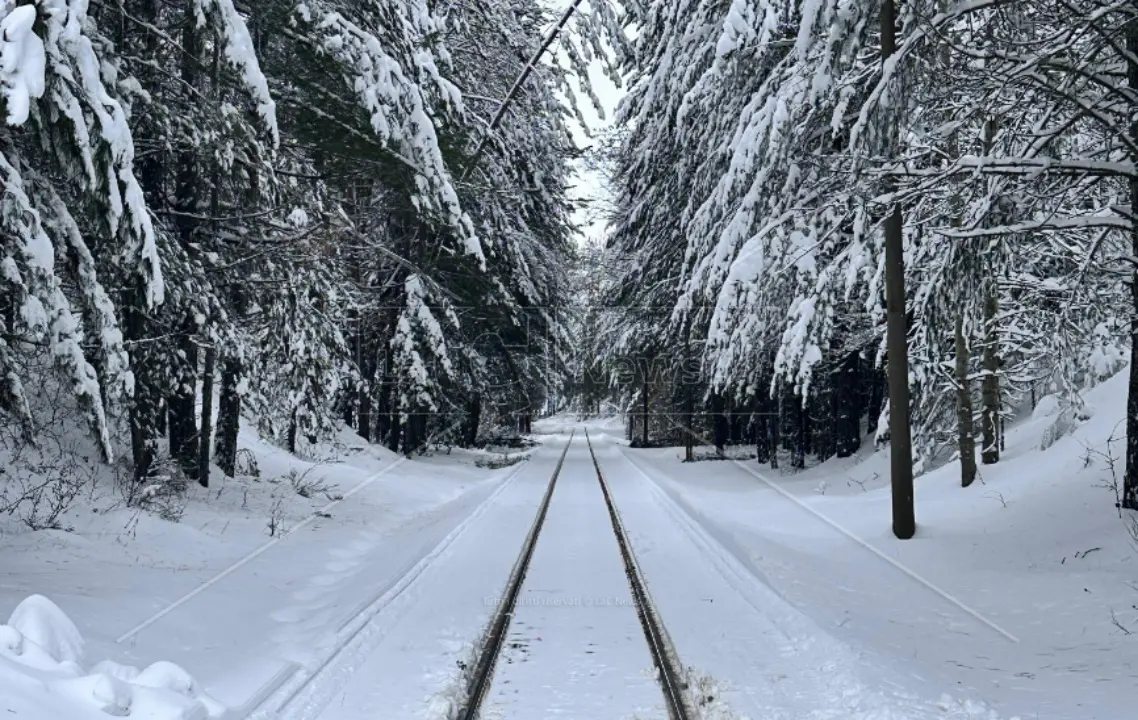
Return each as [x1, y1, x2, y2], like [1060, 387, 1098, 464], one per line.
[1, 0, 1137, 537]
[567, 0, 1138, 538]
[0, 0, 622, 493]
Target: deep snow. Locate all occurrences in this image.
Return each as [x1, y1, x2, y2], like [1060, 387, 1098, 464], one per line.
[591, 369, 1138, 720]
[3, 370, 1136, 719]
[1, 420, 536, 719]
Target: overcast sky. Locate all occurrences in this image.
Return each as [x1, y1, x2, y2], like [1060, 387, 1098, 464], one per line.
[545, 0, 626, 247]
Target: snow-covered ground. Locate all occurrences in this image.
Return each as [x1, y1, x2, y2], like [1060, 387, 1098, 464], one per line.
[265, 440, 568, 720]
[601, 369, 1138, 720]
[481, 438, 662, 719]
[3, 373, 1136, 720]
[1, 421, 537, 719]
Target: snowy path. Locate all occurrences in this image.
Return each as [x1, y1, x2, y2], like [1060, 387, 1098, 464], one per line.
[264, 440, 570, 720]
[480, 436, 663, 719]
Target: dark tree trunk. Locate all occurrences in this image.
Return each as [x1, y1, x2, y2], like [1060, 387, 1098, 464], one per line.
[641, 374, 649, 447]
[684, 316, 695, 461]
[215, 357, 241, 477]
[357, 327, 374, 442]
[403, 409, 426, 456]
[387, 393, 402, 453]
[169, 331, 200, 481]
[1124, 15, 1138, 511]
[168, 11, 204, 482]
[755, 387, 770, 464]
[729, 407, 744, 446]
[465, 395, 481, 447]
[755, 413, 769, 464]
[126, 295, 158, 482]
[711, 393, 728, 454]
[197, 346, 215, 487]
[792, 398, 807, 469]
[287, 409, 299, 455]
[802, 398, 813, 457]
[955, 315, 977, 488]
[376, 354, 393, 447]
[836, 353, 860, 457]
[340, 386, 356, 428]
[357, 387, 373, 443]
[981, 284, 1001, 465]
[770, 390, 781, 470]
[882, 0, 915, 539]
[684, 384, 695, 461]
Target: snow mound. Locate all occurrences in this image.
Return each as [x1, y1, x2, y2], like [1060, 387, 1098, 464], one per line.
[1030, 393, 1061, 420]
[1, 595, 225, 719]
[8, 594, 84, 664]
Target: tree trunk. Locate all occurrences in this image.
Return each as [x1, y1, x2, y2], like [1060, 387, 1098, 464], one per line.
[403, 409, 426, 456]
[755, 413, 769, 464]
[198, 346, 215, 487]
[1124, 14, 1138, 510]
[215, 357, 241, 477]
[755, 388, 770, 464]
[684, 383, 695, 462]
[356, 323, 373, 441]
[376, 351, 393, 447]
[169, 331, 200, 481]
[387, 393, 402, 453]
[712, 393, 728, 454]
[836, 352, 861, 457]
[168, 10, 203, 482]
[340, 384, 356, 428]
[769, 388, 781, 470]
[955, 315, 977, 487]
[792, 398, 807, 469]
[465, 394, 481, 447]
[126, 295, 158, 482]
[287, 409, 299, 455]
[641, 370, 649, 447]
[882, 0, 915, 539]
[981, 284, 1001, 465]
[357, 385, 373, 443]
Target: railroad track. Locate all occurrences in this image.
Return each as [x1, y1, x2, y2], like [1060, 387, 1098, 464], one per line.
[456, 431, 574, 720]
[456, 429, 694, 720]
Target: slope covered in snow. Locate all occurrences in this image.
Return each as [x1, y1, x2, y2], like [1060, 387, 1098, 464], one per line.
[0, 418, 535, 719]
[610, 368, 1138, 720]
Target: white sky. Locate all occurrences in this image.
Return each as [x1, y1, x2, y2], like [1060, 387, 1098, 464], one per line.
[544, 0, 626, 247]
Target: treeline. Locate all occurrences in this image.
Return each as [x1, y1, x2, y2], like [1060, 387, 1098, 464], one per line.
[0, 0, 616, 485]
[570, 0, 1138, 524]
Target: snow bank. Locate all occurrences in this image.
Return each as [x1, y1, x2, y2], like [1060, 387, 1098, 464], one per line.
[624, 367, 1138, 720]
[0, 595, 224, 719]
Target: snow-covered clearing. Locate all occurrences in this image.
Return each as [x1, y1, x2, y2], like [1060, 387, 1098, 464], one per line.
[4, 373, 1136, 720]
[600, 369, 1138, 720]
